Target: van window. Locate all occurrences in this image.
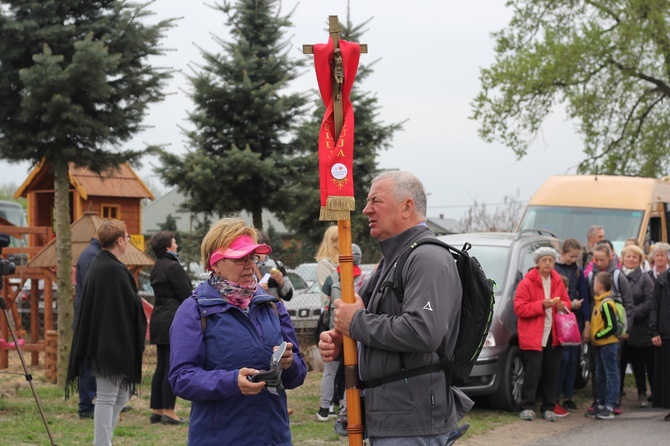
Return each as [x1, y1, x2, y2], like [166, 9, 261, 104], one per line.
[518, 206, 643, 248]
[649, 216, 662, 246]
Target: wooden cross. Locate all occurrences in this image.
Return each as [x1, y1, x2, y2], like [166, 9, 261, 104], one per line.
[303, 15, 368, 446]
[303, 15, 368, 141]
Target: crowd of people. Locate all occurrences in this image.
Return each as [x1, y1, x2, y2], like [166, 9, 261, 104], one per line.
[513, 224, 670, 424]
[61, 173, 670, 445]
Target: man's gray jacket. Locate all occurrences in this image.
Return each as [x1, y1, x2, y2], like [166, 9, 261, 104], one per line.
[350, 225, 473, 438]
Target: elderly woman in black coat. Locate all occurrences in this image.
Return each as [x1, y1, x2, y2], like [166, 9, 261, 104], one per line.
[651, 268, 670, 421]
[619, 244, 655, 407]
[148, 231, 192, 424]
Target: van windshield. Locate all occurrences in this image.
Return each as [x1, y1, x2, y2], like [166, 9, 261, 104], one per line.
[518, 206, 643, 251]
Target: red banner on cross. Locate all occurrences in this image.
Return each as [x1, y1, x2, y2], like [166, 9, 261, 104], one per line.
[312, 38, 360, 221]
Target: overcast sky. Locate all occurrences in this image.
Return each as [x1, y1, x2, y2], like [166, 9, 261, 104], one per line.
[0, 0, 585, 220]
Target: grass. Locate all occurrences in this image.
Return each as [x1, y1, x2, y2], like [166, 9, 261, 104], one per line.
[2, 345, 594, 445]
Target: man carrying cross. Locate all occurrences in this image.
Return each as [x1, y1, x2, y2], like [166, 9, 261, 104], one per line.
[319, 171, 472, 446]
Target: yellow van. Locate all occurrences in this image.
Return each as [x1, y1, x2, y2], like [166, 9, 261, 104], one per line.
[516, 175, 670, 254]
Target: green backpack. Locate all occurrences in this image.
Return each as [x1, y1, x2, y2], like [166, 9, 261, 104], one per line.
[602, 295, 627, 337]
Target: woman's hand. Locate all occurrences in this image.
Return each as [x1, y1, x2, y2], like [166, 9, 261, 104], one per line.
[652, 335, 662, 347]
[555, 301, 567, 312]
[583, 321, 591, 343]
[276, 342, 294, 370]
[543, 297, 559, 309]
[237, 368, 266, 395]
[270, 269, 284, 287]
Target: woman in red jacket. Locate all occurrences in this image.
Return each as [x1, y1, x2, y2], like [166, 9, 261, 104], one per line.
[514, 247, 572, 422]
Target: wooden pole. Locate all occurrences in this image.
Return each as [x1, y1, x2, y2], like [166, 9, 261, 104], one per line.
[304, 16, 367, 445]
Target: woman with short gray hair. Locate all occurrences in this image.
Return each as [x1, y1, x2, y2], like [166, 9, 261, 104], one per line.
[650, 242, 670, 282]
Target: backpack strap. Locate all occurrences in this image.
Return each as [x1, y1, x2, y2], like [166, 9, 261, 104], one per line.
[613, 269, 620, 294]
[361, 363, 444, 389]
[379, 238, 458, 303]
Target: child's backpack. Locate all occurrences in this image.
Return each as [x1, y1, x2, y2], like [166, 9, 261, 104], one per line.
[588, 269, 627, 336]
[602, 295, 627, 337]
[378, 238, 495, 387]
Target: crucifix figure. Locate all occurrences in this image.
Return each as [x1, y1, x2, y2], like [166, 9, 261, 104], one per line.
[303, 16, 367, 142]
[304, 15, 366, 446]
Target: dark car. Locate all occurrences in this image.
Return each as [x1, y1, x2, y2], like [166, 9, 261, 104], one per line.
[438, 230, 590, 411]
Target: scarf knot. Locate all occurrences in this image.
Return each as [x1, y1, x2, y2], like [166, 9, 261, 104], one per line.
[208, 273, 258, 310]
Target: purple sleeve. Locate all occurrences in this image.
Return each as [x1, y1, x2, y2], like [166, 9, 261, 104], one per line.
[168, 298, 241, 401]
[275, 301, 308, 389]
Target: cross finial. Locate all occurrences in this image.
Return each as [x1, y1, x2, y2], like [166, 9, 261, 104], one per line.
[303, 15, 368, 141]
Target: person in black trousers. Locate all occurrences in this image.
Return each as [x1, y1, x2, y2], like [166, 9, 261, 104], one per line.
[74, 237, 102, 419]
[148, 231, 192, 425]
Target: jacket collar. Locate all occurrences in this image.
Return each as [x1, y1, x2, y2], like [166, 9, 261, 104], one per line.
[378, 224, 431, 265]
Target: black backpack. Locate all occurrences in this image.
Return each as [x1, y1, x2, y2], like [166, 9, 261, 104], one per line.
[369, 238, 494, 388]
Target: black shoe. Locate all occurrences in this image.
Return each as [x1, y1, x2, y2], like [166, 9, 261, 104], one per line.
[446, 423, 470, 446]
[78, 411, 94, 419]
[161, 415, 187, 425]
[121, 405, 132, 413]
[316, 407, 330, 421]
[562, 399, 578, 412]
[150, 413, 162, 424]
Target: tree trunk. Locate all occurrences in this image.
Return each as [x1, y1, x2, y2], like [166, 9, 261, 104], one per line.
[252, 207, 263, 231]
[54, 160, 73, 385]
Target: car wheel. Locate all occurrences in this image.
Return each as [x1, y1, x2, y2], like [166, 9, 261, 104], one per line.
[574, 342, 590, 389]
[489, 345, 524, 411]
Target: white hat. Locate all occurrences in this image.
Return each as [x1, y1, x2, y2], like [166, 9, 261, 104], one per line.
[352, 244, 362, 265]
[533, 247, 558, 264]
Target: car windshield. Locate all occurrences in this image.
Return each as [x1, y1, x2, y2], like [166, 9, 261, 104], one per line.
[286, 271, 309, 290]
[518, 205, 643, 253]
[465, 245, 510, 293]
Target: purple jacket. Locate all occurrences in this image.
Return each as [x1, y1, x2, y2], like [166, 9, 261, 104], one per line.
[169, 281, 307, 445]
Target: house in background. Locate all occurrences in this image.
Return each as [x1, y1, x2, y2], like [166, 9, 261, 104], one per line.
[427, 214, 462, 236]
[14, 160, 153, 249]
[142, 188, 292, 243]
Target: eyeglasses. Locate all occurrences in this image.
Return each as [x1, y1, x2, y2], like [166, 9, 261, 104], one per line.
[227, 254, 260, 266]
[124, 234, 131, 240]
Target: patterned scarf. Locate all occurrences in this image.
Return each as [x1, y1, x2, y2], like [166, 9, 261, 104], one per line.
[208, 273, 258, 310]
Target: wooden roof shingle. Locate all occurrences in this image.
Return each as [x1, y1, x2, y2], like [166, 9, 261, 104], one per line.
[27, 211, 154, 268]
[14, 160, 154, 200]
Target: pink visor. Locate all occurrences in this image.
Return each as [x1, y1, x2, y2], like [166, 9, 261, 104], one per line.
[209, 234, 272, 267]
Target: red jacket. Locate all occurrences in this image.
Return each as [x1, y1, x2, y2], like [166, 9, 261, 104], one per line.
[514, 268, 572, 351]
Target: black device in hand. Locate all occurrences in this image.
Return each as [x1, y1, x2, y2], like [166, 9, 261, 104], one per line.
[248, 341, 287, 395]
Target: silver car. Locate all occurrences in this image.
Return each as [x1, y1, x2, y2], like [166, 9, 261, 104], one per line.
[438, 230, 589, 411]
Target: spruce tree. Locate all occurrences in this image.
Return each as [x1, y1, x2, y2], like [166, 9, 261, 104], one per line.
[156, 0, 307, 229]
[0, 0, 174, 383]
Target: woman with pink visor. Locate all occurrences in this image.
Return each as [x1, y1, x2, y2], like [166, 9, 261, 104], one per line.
[169, 218, 307, 445]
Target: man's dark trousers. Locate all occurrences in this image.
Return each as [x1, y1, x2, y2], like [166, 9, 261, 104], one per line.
[78, 359, 97, 416]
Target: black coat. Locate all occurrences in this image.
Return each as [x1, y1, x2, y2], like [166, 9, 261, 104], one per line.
[149, 252, 192, 344]
[651, 270, 670, 340]
[66, 250, 146, 396]
[623, 267, 654, 347]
